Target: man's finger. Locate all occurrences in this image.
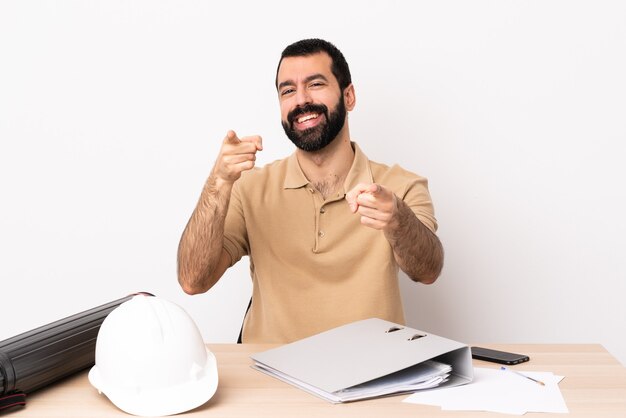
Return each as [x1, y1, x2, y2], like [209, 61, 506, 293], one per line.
[345, 183, 370, 201]
[345, 183, 372, 212]
[368, 183, 382, 195]
[224, 130, 241, 145]
[241, 135, 263, 151]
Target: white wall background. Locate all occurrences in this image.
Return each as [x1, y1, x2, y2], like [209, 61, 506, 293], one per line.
[1, 1, 625, 365]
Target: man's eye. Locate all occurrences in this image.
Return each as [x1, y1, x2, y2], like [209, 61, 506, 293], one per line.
[281, 88, 295, 96]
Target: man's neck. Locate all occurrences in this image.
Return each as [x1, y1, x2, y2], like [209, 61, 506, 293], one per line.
[295, 129, 355, 200]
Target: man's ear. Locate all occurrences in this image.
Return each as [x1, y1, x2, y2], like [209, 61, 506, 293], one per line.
[344, 84, 356, 111]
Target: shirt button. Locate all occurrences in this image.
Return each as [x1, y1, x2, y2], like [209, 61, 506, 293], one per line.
[318, 230, 325, 237]
[308, 188, 315, 193]
[320, 207, 326, 214]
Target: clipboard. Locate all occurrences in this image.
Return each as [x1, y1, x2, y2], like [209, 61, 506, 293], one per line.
[250, 318, 474, 403]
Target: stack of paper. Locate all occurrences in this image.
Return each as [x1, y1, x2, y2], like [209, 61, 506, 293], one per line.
[404, 367, 568, 415]
[256, 359, 452, 403]
[334, 360, 451, 402]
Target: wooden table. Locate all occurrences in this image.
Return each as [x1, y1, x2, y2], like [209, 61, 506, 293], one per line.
[11, 344, 626, 417]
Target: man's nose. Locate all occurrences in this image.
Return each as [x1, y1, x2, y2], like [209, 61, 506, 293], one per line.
[295, 87, 312, 106]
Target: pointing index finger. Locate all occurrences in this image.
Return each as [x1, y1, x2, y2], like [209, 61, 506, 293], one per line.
[241, 135, 263, 151]
[224, 130, 240, 144]
[345, 183, 371, 212]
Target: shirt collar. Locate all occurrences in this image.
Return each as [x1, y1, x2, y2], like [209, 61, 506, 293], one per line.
[283, 142, 373, 194]
[284, 152, 309, 189]
[342, 142, 374, 195]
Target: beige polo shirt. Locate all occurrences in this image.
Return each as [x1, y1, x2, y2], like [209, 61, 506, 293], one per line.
[222, 143, 437, 343]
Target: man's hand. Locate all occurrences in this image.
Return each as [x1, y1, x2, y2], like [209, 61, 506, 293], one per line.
[346, 182, 443, 283]
[345, 183, 398, 231]
[212, 130, 263, 184]
[177, 130, 262, 295]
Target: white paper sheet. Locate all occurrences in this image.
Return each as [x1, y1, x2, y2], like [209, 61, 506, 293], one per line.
[335, 360, 452, 401]
[254, 359, 452, 403]
[403, 367, 568, 415]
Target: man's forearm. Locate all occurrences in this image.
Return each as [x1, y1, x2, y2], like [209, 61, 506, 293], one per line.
[177, 175, 232, 294]
[385, 198, 444, 284]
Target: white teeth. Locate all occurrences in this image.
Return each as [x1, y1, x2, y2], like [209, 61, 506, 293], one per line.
[297, 113, 318, 123]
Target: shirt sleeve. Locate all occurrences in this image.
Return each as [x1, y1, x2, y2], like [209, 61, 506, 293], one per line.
[385, 164, 438, 234]
[403, 174, 438, 234]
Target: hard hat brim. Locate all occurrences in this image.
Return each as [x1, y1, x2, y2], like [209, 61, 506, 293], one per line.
[89, 348, 218, 417]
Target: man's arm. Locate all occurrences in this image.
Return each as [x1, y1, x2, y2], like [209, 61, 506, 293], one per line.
[177, 131, 262, 294]
[346, 183, 443, 283]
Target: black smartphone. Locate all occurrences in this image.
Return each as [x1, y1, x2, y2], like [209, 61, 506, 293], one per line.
[471, 346, 530, 365]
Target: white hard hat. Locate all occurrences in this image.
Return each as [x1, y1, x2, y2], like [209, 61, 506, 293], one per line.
[88, 295, 218, 416]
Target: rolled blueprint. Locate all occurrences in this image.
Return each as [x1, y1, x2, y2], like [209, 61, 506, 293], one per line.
[0, 292, 153, 403]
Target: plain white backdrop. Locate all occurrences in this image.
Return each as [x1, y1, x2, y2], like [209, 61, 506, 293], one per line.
[1, 1, 625, 365]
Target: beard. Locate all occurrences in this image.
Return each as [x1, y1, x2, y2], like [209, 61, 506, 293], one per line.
[281, 96, 347, 152]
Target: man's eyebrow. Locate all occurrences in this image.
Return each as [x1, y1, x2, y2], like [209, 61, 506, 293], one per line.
[278, 73, 329, 90]
[304, 73, 329, 84]
[277, 79, 294, 90]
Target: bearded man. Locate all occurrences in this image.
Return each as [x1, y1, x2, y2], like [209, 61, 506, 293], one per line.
[177, 39, 443, 343]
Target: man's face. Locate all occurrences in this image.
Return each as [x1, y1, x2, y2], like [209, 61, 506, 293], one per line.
[276, 52, 347, 152]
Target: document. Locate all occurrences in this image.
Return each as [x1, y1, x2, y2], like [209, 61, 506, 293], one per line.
[404, 367, 568, 415]
[250, 318, 473, 403]
[333, 360, 452, 402]
[255, 359, 452, 403]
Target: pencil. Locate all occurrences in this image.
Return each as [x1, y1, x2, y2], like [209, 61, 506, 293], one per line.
[501, 366, 545, 386]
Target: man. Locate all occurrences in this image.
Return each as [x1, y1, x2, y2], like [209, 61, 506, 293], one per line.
[177, 39, 443, 343]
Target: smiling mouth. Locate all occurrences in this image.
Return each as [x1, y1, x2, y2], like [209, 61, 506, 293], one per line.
[287, 104, 328, 130]
[296, 113, 319, 123]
